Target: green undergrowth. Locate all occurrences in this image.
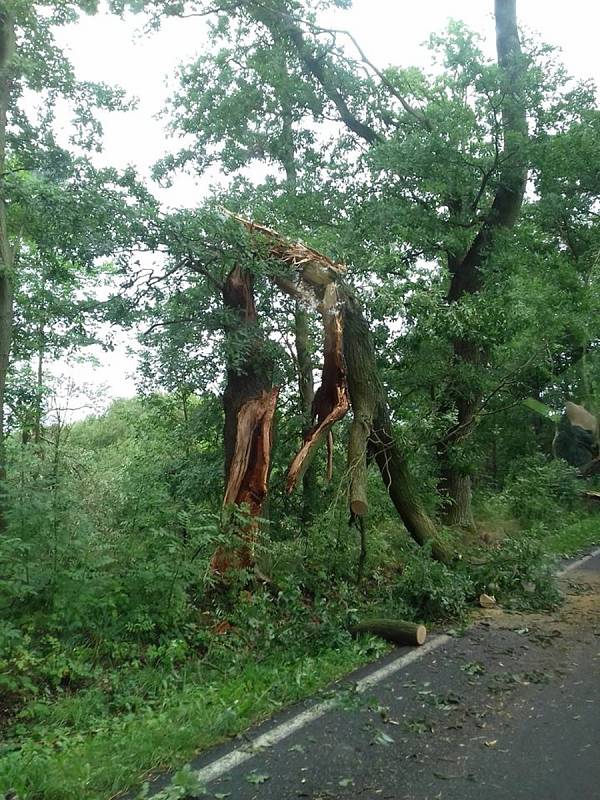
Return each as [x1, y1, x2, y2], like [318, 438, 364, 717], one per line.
[1, 491, 597, 799]
[0, 640, 384, 800]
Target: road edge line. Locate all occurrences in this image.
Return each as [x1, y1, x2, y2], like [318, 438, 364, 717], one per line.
[558, 546, 600, 575]
[191, 634, 451, 786]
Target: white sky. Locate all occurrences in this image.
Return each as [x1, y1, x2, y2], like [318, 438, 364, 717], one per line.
[50, 0, 600, 412]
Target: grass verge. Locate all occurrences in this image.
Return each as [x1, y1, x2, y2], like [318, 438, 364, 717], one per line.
[0, 641, 386, 800]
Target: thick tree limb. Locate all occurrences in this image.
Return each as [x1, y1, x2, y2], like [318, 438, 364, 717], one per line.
[287, 283, 349, 492]
[251, 3, 382, 145]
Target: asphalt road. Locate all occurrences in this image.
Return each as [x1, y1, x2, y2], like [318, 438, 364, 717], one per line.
[146, 550, 600, 800]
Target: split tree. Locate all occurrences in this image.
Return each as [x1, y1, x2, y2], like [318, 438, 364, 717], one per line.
[134, 0, 531, 533]
[220, 212, 452, 564]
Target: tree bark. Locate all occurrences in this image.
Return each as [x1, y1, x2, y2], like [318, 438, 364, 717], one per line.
[0, 9, 15, 530]
[215, 265, 277, 573]
[438, 0, 527, 528]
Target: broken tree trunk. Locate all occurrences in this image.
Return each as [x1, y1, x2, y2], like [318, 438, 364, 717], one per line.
[349, 619, 427, 646]
[287, 283, 349, 492]
[341, 290, 452, 564]
[224, 211, 452, 563]
[215, 265, 277, 574]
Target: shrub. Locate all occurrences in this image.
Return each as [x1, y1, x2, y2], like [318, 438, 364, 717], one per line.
[393, 547, 474, 621]
[471, 535, 560, 610]
[501, 454, 582, 525]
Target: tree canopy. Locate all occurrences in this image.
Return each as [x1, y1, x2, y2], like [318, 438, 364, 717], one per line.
[0, 2, 599, 798]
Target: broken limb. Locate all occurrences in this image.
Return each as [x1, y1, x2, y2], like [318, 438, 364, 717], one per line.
[287, 283, 350, 492]
[225, 212, 453, 562]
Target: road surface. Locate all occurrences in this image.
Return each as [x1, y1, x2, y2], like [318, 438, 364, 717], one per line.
[145, 550, 600, 800]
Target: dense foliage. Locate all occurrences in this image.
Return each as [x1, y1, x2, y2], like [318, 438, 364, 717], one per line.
[0, 1, 599, 798]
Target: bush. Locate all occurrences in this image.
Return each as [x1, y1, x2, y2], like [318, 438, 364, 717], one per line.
[471, 535, 560, 610]
[501, 454, 583, 525]
[393, 547, 474, 621]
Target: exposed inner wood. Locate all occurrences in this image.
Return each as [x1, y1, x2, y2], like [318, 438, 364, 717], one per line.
[287, 283, 349, 492]
[224, 388, 279, 512]
[349, 619, 427, 646]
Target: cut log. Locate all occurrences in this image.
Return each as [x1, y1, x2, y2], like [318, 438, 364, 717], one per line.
[349, 619, 427, 646]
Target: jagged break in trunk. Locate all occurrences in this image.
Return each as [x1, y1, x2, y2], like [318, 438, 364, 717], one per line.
[287, 284, 349, 491]
[215, 265, 277, 574]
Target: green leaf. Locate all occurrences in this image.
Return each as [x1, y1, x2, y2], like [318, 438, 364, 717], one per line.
[245, 772, 270, 785]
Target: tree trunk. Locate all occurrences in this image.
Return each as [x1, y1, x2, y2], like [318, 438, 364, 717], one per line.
[215, 265, 277, 574]
[438, 0, 527, 527]
[0, 9, 15, 531]
[437, 384, 478, 531]
[341, 290, 451, 563]
[33, 321, 44, 444]
[439, 464, 476, 530]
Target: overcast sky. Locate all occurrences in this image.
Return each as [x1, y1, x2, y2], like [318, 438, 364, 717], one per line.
[51, 0, 600, 412]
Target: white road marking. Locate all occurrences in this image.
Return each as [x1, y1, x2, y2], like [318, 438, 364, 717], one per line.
[558, 546, 600, 575]
[191, 634, 451, 786]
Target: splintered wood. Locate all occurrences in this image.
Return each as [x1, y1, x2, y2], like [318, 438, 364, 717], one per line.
[223, 210, 350, 493]
[224, 387, 279, 513]
[287, 284, 349, 492]
[222, 209, 345, 301]
[214, 388, 279, 575]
